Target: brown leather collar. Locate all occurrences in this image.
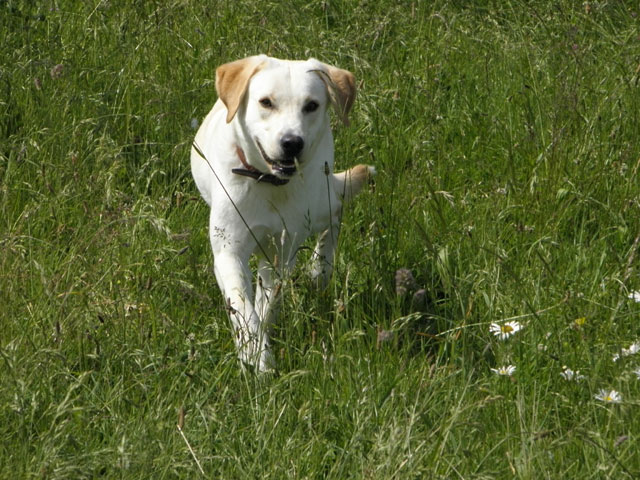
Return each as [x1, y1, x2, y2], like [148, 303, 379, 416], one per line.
[231, 146, 289, 186]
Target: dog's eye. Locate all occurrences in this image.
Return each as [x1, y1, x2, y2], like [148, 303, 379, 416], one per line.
[303, 101, 319, 113]
[259, 98, 274, 109]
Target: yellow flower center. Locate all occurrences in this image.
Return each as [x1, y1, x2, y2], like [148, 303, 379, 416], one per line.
[574, 317, 587, 326]
[502, 325, 514, 333]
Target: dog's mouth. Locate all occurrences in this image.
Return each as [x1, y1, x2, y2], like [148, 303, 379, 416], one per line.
[256, 140, 298, 177]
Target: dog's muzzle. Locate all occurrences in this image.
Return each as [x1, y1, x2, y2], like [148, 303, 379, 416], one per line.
[257, 136, 303, 177]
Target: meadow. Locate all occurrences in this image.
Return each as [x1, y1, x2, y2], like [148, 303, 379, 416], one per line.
[1, 0, 640, 478]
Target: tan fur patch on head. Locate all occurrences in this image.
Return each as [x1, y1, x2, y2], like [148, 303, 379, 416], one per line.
[310, 61, 356, 126]
[325, 65, 356, 125]
[216, 55, 266, 123]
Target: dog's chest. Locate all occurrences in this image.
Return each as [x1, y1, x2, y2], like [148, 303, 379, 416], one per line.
[223, 176, 336, 238]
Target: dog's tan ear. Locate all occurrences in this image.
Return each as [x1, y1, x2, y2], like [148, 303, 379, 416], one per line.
[311, 60, 356, 126]
[216, 55, 266, 123]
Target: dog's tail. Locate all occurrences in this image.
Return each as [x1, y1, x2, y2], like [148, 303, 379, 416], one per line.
[333, 164, 376, 203]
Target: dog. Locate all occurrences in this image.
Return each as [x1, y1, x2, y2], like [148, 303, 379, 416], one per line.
[191, 55, 375, 371]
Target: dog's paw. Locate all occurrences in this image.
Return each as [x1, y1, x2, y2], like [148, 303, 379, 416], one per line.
[238, 340, 276, 374]
[256, 348, 276, 374]
[334, 164, 376, 202]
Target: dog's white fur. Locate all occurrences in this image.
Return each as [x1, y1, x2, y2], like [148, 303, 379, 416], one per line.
[191, 55, 374, 371]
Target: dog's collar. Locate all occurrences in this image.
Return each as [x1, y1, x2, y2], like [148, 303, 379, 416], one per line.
[232, 146, 289, 186]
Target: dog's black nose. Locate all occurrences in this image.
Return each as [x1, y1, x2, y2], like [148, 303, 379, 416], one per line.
[280, 134, 304, 159]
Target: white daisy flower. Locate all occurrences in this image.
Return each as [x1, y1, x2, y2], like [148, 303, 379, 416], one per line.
[622, 342, 640, 356]
[560, 366, 585, 381]
[594, 389, 622, 404]
[489, 321, 523, 340]
[634, 368, 640, 380]
[613, 341, 640, 362]
[628, 291, 640, 303]
[491, 365, 516, 376]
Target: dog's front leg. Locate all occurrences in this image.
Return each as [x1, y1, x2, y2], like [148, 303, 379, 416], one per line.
[213, 251, 274, 372]
[255, 257, 282, 327]
[310, 222, 340, 288]
[255, 235, 298, 327]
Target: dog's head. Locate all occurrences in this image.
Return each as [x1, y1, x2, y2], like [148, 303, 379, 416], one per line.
[215, 55, 356, 178]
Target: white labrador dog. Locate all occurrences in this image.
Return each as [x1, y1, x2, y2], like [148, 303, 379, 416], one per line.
[191, 55, 374, 371]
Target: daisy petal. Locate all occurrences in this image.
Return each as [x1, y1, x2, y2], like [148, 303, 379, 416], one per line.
[594, 389, 622, 404]
[489, 321, 523, 340]
[491, 365, 516, 376]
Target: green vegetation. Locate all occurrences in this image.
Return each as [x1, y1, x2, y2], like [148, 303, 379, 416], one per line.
[2, 1, 639, 477]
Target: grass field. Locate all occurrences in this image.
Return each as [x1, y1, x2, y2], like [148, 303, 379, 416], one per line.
[2, 0, 640, 478]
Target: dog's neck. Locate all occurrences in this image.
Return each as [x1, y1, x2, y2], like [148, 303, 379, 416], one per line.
[231, 146, 289, 186]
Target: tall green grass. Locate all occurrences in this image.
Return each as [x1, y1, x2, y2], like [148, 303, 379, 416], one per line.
[2, 0, 640, 477]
